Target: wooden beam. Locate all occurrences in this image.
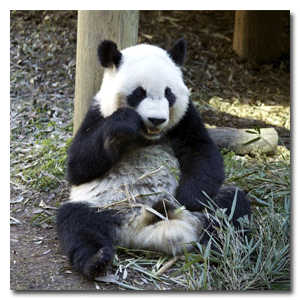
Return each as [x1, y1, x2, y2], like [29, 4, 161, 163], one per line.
[233, 10, 284, 63]
[208, 127, 278, 155]
[74, 10, 139, 134]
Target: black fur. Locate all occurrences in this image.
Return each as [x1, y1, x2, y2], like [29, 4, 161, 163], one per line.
[164, 87, 176, 107]
[127, 86, 147, 107]
[67, 105, 143, 186]
[167, 38, 187, 66]
[199, 187, 251, 247]
[213, 187, 251, 228]
[97, 40, 122, 68]
[166, 101, 225, 211]
[56, 202, 117, 279]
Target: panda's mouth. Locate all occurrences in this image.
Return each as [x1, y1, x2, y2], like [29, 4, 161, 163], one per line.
[141, 126, 162, 139]
[146, 126, 162, 135]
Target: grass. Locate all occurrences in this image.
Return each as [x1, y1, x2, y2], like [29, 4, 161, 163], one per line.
[105, 147, 290, 290]
[11, 123, 290, 290]
[112, 199, 289, 290]
[11, 135, 72, 192]
[10, 111, 290, 290]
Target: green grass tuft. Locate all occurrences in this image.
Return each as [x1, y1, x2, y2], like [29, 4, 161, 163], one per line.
[111, 146, 290, 290]
[11, 135, 72, 192]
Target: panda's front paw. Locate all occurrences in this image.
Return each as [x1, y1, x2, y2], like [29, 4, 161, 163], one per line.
[175, 184, 206, 212]
[113, 107, 143, 137]
[82, 246, 115, 280]
[103, 108, 142, 152]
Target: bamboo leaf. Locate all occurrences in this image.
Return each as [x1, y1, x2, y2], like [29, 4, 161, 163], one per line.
[228, 188, 238, 221]
[245, 130, 258, 134]
[243, 136, 261, 146]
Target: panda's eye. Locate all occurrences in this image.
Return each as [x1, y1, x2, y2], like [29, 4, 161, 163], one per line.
[165, 87, 176, 107]
[134, 87, 147, 98]
[127, 86, 147, 107]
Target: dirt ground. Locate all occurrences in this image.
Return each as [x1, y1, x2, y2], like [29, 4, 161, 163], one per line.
[10, 10, 290, 291]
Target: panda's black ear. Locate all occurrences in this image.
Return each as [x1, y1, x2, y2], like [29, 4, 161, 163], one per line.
[98, 40, 122, 68]
[167, 38, 187, 66]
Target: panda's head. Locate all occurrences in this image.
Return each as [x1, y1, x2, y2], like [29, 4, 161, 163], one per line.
[94, 38, 189, 140]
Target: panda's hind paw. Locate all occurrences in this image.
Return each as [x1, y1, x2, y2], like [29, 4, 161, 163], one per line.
[82, 246, 115, 280]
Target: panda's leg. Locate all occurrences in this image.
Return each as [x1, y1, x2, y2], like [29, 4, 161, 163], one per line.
[212, 186, 251, 228]
[200, 186, 251, 245]
[56, 202, 116, 280]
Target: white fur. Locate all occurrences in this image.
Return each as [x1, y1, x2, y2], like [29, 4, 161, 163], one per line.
[94, 43, 190, 132]
[137, 97, 169, 129]
[115, 207, 204, 256]
[70, 145, 179, 207]
[70, 144, 206, 255]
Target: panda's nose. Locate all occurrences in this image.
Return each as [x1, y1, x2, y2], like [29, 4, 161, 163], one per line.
[148, 118, 166, 126]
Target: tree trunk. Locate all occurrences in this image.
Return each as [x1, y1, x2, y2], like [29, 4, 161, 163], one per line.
[74, 10, 139, 134]
[233, 10, 284, 63]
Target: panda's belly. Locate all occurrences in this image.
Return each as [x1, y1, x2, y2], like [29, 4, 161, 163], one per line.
[70, 144, 180, 208]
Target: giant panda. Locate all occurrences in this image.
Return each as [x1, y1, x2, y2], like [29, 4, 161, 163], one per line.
[57, 38, 251, 280]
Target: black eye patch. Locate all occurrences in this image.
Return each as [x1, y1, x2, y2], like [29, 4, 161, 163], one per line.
[127, 86, 147, 107]
[165, 87, 176, 107]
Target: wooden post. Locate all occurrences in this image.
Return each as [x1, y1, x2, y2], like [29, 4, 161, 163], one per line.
[233, 10, 284, 63]
[74, 10, 139, 134]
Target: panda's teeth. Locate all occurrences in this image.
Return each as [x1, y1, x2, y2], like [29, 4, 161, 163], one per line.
[146, 127, 161, 135]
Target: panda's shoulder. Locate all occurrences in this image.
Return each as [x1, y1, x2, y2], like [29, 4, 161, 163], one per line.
[168, 101, 206, 135]
[73, 101, 104, 137]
